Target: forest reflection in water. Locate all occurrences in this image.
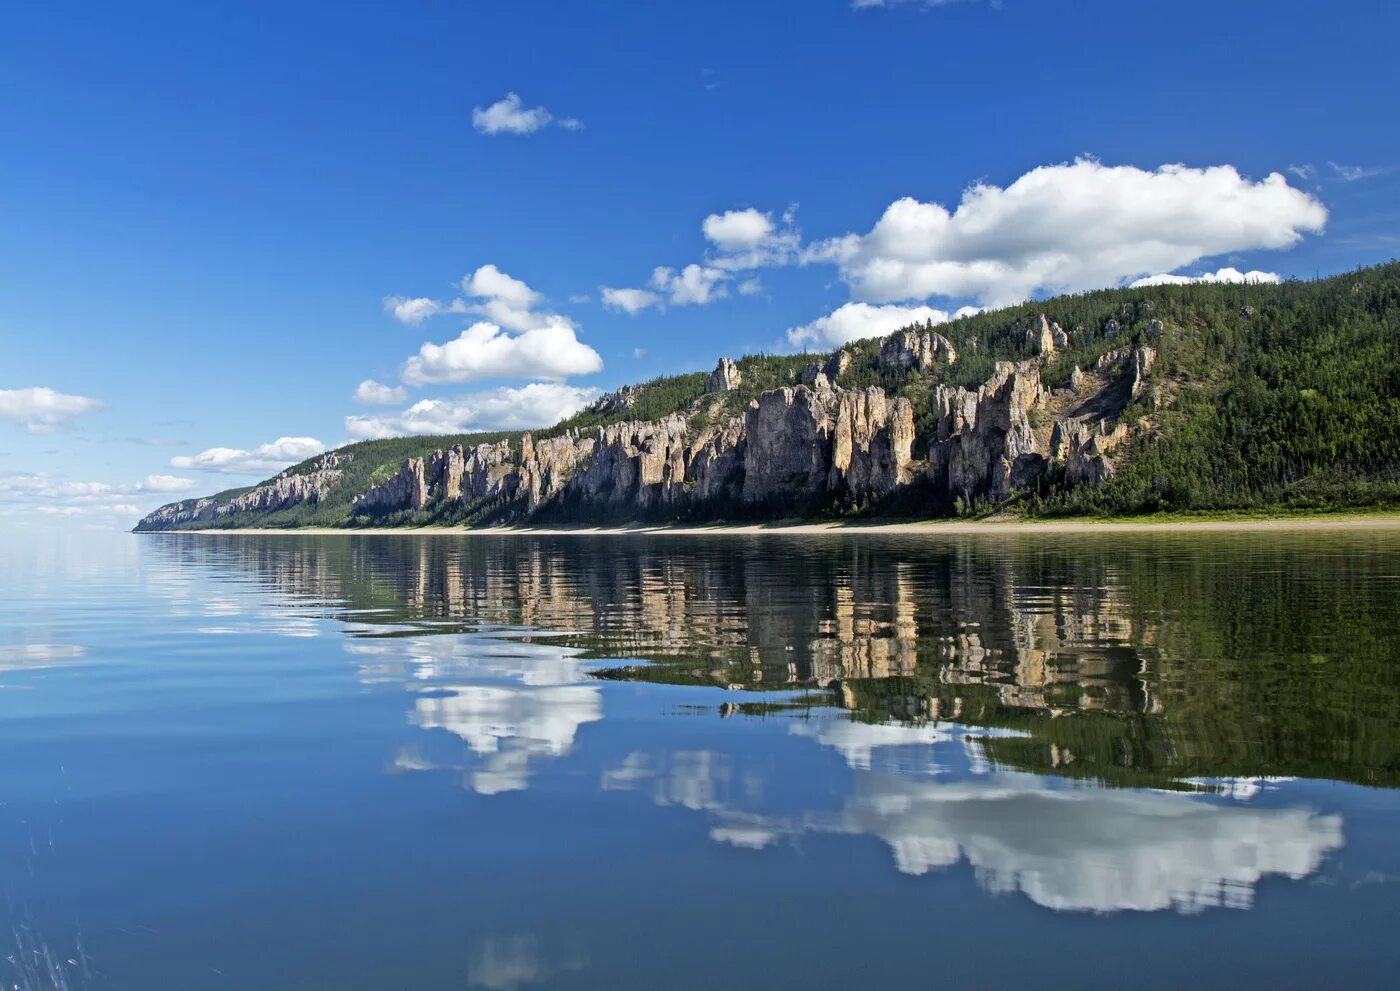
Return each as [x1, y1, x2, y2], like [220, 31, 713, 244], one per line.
[138, 530, 1400, 916]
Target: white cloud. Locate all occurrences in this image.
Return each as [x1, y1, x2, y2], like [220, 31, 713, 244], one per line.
[471, 93, 580, 136]
[1328, 161, 1389, 182]
[703, 208, 775, 250]
[385, 266, 603, 384]
[703, 206, 800, 271]
[388, 265, 569, 333]
[786, 301, 977, 350]
[600, 264, 729, 314]
[458, 264, 566, 332]
[463, 263, 537, 308]
[1129, 267, 1282, 288]
[650, 264, 728, 306]
[345, 383, 599, 440]
[140, 474, 197, 493]
[382, 296, 444, 326]
[353, 379, 408, 405]
[1288, 163, 1315, 181]
[0, 387, 103, 432]
[170, 436, 326, 475]
[600, 286, 663, 315]
[803, 159, 1326, 307]
[603, 206, 798, 314]
[0, 470, 194, 517]
[402, 321, 603, 386]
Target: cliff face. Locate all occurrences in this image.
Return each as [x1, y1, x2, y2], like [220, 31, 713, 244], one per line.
[137, 319, 1162, 530]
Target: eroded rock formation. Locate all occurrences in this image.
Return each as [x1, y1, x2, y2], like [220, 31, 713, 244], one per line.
[140, 322, 1166, 530]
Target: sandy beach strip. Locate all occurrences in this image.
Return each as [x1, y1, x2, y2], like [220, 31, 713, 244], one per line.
[148, 513, 1400, 537]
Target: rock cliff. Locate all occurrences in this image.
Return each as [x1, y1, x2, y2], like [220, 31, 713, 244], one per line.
[137, 313, 1164, 530]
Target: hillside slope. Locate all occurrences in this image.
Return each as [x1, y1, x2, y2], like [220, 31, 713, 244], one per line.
[137, 262, 1400, 531]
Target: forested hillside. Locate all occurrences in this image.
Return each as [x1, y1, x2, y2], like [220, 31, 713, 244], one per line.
[137, 262, 1400, 530]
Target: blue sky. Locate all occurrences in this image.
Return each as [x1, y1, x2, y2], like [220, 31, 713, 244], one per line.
[3, 0, 1398, 525]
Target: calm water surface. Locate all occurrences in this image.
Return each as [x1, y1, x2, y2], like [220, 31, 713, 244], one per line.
[2, 529, 1399, 988]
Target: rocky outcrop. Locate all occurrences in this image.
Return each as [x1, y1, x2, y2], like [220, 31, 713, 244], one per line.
[575, 415, 690, 509]
[424, 441, 515, 503]
[1128, 346, 1156, 401]
[1023, 314, 1069, 355]
[216, 454, 348, 517]
[931, 361, 1046, 501]
[824, 350, 852, 380]
[830, 388, 915, 498]
[878, 329, 956, 372]
[1093, 345, 1158, 402]
[519, 433, 593, 510]
[800, 362, 831, 390]
[706, 358, 743, 393]
[588, 385, 638, 416]
[140, 323, 1167, 530]
[743, 387, 835, 504]
[354, 458, 428, 515]
[137, 495, 219, 529]
[1055, 420, 1132, 487]
[739, 384, 916, 506]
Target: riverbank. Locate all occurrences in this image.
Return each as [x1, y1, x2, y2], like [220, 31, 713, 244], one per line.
[145, 510, 1400, 536]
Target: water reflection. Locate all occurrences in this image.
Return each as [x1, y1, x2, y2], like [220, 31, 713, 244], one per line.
[467, 934, 584, 991]
[347, 634, 602, 794]
[136, 531, 1400, 914]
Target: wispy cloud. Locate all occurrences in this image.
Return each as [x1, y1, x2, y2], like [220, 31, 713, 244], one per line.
[1328, 161, 1390, 182]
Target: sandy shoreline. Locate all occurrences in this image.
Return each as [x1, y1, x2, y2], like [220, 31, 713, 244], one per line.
[144, 514, 1400, 537]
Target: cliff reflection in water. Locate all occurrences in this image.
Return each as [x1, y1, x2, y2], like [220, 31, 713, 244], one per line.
[140, 531, 1400, 912]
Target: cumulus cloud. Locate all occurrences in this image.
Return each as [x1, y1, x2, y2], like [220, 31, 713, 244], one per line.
[353, 379, 408, 405]
[600, 287, 663, 315]
[1129, 267, 1282, 288]
[170, 436, 326, 475]
[382, 296, 444, 326]
[803, 159, 1326, 307]
[603, 207, 797, 314]
[403, 322, 602, 386]
[344, 383, 599, 440]
[471, 92, 581, 136]
[386, 265, 603, 385]
[703, 207, 775, 250]
[0, 387, 103, 432]
[650, 264, 729, 306]
[459, 264, 562, 332]
[703, 206, 801, 271]
[786, 301, 979, 350]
